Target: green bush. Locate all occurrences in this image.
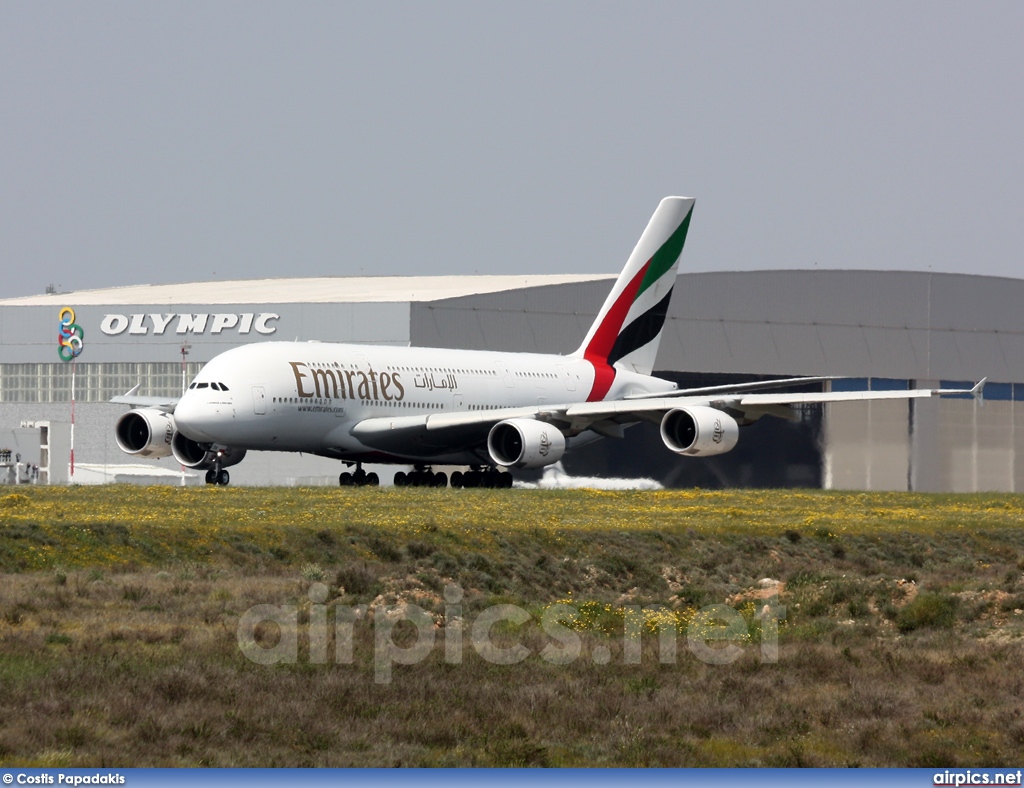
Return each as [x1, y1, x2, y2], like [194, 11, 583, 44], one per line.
[896, 591, 959, 633]
[335, 563, 381, 599]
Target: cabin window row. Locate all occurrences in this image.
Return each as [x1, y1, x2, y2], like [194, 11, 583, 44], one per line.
[302, 360, 498, 377]
[272, 396, 444, 409]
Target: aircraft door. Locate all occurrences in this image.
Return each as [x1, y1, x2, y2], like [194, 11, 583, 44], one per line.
[252, 386, 267, 415]
[453, 393, 464, 411]
[557, 364, 577, 392]
[495, 363, 515, 388]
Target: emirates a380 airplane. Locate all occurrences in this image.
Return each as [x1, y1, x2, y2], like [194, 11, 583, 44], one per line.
[113, 197, 983, 487]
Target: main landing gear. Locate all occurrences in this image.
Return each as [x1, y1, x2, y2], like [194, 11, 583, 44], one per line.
[450, 467, 513, 489]
[393, 465, 447, 487]
[391, 466, 513, 487]
[339, 463, 379, 487]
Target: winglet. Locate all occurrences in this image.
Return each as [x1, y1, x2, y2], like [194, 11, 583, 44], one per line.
[971, 377, 987, 403]
[124, 383, 141, 397]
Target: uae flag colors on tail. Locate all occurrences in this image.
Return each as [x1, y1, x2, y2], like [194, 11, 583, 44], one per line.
[572, 197, 695, 401]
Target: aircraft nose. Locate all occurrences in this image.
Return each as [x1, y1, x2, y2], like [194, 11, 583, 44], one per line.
[174, 394, 217, 441]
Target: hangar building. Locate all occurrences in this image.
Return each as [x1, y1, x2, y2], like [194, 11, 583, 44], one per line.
[1, 270, 1020, 491]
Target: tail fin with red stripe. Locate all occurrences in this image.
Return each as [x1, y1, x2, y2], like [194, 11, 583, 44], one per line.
[572, 197, 695, 397]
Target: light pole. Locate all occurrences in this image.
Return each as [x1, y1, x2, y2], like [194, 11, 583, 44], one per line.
[180, 343, 192, 395]
[179, 343, 191, 486]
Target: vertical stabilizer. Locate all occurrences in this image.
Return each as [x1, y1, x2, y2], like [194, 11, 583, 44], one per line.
[572, 197, 694, 399]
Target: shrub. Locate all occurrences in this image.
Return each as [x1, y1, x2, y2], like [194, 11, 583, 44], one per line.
[432, 551, 460, 575]
[787, 570, 826, 588]
[336, 563, 381, 599]
[998, 592, 1024, 613]
[466, 552, 493, 572]
[847, 596, 869, 618]
[896, 591, 959, 633]
[407, 540, 435, 559]
[300, 563, 325, 582]
[366, 536, 402, 563]
[122, 584, 147, 602]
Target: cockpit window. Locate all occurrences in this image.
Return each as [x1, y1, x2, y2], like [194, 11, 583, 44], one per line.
[188, 383, 196, 390]
[196, 382, 209, 389]
[219, 383, 229, 391]
[210, 382, 221, 391]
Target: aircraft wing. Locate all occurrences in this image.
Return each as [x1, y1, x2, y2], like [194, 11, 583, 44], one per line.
[349, 379, 986, 455]
[349, 406, 553, 456]
[110, 385, 179, 412]
[570, 378, 985, 423]
[623, 376, 840, 399]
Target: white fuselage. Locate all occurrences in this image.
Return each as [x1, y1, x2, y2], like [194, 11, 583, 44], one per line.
[172, 342, 675, 465]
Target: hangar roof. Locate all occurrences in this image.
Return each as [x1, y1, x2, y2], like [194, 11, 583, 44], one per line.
[0, 274, 614, 306]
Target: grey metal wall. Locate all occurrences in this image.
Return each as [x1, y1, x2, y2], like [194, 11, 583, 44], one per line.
[419, 270, 1024, 383]
[659, 270, 1024, 381]
[825, 394, 1024, 493]
[410, 280, 612, 355]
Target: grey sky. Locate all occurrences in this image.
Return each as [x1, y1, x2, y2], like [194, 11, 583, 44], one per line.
[2, 2, 1021, 299]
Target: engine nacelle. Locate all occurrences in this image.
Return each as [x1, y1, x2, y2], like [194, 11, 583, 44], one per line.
[487, 418, 566, 469]
[115, 409, 176, 459]
[171, 431, 247, 470]
[660, 406, 739, 457]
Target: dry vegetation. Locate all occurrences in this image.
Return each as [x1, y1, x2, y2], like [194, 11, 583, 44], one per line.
[2, 486, 1024, 766]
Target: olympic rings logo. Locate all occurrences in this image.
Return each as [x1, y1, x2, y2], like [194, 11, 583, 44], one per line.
[58, 306, 85, 361]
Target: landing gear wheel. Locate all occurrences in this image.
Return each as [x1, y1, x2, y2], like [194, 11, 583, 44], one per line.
[394, 471, 407, 487]
[433, 472, 447, 488]
[339, 472, 353, 486]
[450, 471, 463, 489]
[205, 469, 217, 485]
[218, 469, 230, 486]
[366, 472, 379, 487]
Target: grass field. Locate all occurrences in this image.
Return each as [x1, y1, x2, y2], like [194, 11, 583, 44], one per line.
[2, 486, 1024, 766]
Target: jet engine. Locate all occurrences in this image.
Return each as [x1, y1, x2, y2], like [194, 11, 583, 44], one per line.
[171, 431, 247, 470]
[660, 406, 739, 457]
[115, 409, 176, 459]
[487, 418, 566, 469]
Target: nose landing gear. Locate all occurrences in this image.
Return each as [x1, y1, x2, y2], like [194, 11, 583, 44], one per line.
[204, 464, 230, 486]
